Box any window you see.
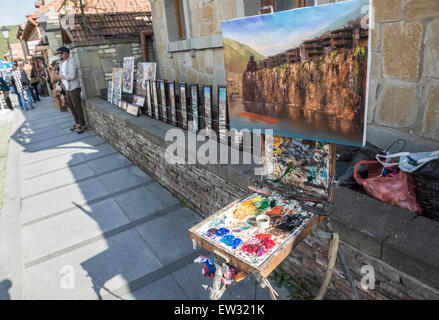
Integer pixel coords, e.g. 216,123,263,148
257,0,317,13
164,0,186,42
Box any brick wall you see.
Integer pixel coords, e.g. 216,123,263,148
84,99,439,300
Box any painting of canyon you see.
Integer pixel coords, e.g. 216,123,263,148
222,0,370,146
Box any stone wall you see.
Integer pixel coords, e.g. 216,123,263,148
70,37,155,99
83,97,439,300
150,0,235,102
366,0,439,144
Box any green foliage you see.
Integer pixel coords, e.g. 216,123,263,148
0,25,20,59
330,50,338,62
269,267,313,300
353,46,367,63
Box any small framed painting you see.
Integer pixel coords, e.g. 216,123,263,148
118,100,128,111
190,84,199,133
132,95,145,107
112,68,123,105
145,80,153,117
217,86,229,143
122,57,134,94
136,62,156,96
152,80,159,120
126,103,140,117
159,80,168,123
107,81,113,104
168,81,177,126
179,82,188,129
203,85,213,133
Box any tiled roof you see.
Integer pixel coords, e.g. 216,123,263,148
29,0,151,19
68,12,153,42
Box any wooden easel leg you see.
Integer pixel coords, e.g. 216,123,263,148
208,262,229,300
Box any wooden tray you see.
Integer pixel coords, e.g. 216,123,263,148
189,195,324,279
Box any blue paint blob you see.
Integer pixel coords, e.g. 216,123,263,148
216,228,230,236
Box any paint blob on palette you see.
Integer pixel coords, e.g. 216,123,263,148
192,191,315,268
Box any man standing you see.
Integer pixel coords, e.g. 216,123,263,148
52,47,86,134
11,62,34,111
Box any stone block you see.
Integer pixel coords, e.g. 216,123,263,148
330,186,414,259
373,0,402,22
422,82,439,139
100,58,114,74
403,0,439,20
382,21,423,81
115,44,132,62
423,17,439,79
375,81,418,128
369,52,381,79
76,50,101,69
382,216,439,290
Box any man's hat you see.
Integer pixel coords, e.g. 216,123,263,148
56,46,70,54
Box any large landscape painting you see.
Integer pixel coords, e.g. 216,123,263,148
222,0,370,146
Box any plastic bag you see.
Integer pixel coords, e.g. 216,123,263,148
375,150,439,172
353,160,423,214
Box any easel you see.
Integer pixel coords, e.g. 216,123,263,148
189,139,360,300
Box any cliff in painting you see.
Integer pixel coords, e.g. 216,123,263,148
222,0,370,146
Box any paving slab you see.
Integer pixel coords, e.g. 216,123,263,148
23,229,164,300
22,163,96,198
24,131,94,153
96,166,152,194
22,198,130,265
136,207,202,265
121,275,189,300
113,183,181,221
86,153,133,175
21,144,116,179
21,177,109,225
21,135,105,165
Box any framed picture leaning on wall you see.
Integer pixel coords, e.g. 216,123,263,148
122,57,135,94
203,85,213,135
159,80,168,123
190,84,199,133
168,81,177,126
179,82,188,130
218,85,229,143
152,80,160,120
145,80,153,117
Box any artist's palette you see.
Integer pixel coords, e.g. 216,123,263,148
190,190,316,270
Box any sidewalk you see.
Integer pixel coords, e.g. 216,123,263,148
0,97,289,300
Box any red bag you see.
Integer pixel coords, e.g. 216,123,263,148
353,160,423,215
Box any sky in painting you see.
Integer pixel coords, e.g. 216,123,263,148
221,0,369,57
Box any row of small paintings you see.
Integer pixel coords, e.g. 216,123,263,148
108,79,229,143
109,61,156,103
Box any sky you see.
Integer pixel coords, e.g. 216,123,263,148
221,0,369,57
0,0,38,26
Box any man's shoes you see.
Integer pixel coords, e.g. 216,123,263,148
70,124,79,131
76,127,87,134
31,106,35,109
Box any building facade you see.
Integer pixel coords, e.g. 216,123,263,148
150,0,439,151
